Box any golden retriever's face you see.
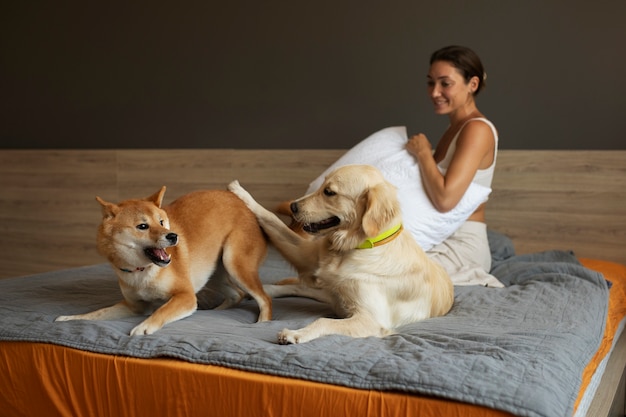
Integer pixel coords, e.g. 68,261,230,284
96,187,178,268
291,165,401,247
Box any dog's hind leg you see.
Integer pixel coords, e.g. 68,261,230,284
203,260,247,310
263,283,334,304
221,240,273,322
278,314,392,344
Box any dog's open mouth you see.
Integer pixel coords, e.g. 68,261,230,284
144,248,171,267
302,216,340,234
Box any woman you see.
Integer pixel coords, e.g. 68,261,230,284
406,45,503,287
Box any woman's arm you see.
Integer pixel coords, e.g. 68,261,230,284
407,121,494,212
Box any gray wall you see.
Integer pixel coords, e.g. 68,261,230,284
2,1,625,149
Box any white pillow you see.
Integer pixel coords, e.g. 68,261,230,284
306,126,491,251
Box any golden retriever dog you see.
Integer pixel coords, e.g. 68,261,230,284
228,164,454,344
55,187,272,336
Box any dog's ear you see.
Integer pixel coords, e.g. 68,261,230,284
95,196,118,219
146,186,167,208
361,182,401,237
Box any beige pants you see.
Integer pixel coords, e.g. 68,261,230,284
427,221,504,288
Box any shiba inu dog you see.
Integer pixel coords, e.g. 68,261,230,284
55,186,272,336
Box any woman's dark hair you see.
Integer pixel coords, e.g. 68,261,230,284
430,45,486,95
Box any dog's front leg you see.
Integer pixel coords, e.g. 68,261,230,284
278,315,392,344
228,181,297,238
130,292,197,336
228,181,316,270
55,301,137,323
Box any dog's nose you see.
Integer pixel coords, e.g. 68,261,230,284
290,202,299,214
166,233,178,244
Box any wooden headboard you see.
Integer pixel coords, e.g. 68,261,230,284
0,149,624,279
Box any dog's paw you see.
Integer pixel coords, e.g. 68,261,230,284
54,315,74,322
130,320,161,336
278,328,306,344
227,181,254,203
227,180,244,195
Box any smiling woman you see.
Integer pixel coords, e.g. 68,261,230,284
405,45,501,287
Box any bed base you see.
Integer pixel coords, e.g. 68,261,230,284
587,328,626,417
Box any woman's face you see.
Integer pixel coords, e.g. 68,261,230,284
427,60,474,116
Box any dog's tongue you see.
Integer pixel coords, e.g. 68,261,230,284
153,248,170,261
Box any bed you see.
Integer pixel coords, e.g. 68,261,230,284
0,148,625,417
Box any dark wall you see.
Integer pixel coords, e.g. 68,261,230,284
2,1,625,149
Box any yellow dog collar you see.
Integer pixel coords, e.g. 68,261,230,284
357,224,403,249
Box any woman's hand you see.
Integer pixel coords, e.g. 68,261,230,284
406,134,432,159
407,133,453,212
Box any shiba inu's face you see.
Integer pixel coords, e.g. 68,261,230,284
96,188,178,268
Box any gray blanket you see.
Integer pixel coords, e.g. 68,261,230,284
0,234,609,417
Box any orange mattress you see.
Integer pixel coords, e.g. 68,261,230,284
1,259,624,417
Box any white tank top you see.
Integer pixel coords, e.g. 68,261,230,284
436,117,498,188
